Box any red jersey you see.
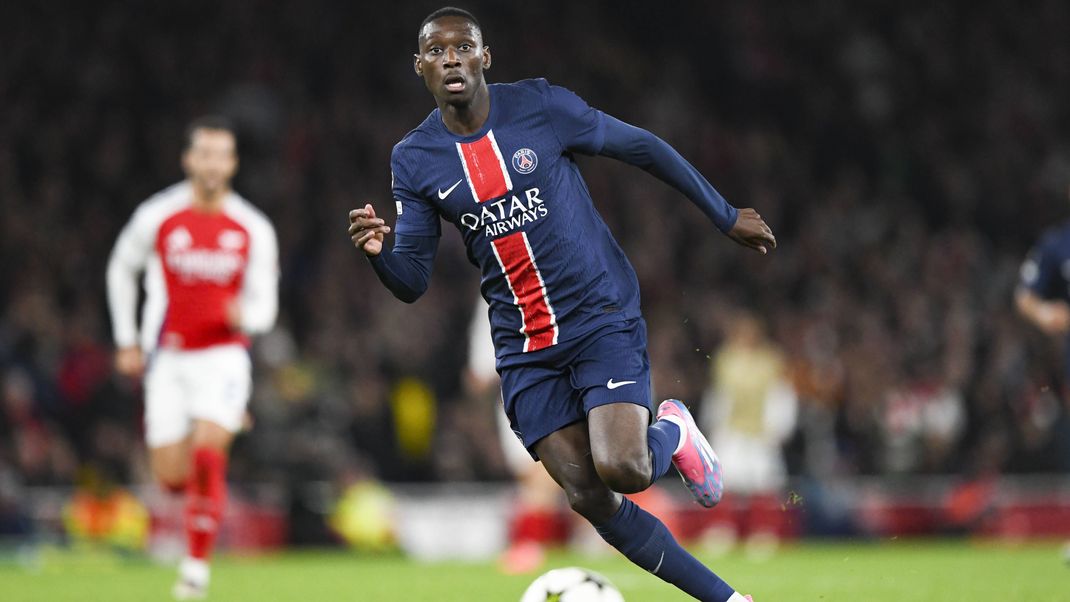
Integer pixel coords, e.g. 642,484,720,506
107,182,278,352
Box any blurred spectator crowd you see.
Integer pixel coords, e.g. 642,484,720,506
2,0,1070,535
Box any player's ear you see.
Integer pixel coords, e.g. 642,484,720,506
180,150,192,176
482,45,491,70
414,54,423,77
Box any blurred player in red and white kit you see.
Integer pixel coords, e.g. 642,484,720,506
106,116,279,600
465,296,566,574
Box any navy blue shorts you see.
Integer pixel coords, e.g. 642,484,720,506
500,318,653,460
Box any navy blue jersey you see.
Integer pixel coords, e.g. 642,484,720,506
1021,222,1070,380
390,79,641,362
1020,222,1070,302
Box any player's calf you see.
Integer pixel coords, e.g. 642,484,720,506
562,481,622,524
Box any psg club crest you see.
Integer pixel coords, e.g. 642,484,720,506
512,148,538,174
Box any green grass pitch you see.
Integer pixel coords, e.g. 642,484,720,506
1,540,1066,601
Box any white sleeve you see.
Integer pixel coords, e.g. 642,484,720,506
106,206,155,348
467,296,497,381
238,214,279,335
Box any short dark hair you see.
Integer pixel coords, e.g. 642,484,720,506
184,115,237,151
418,6,481,45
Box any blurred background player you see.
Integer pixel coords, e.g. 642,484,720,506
1017,183,1070,437
701,311,796,558
465,296,568,574
105,116,279,599
1017,184,1070,351
350,7,773,601
1016,182,1070,563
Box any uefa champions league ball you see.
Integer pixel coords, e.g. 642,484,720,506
520,567,625,602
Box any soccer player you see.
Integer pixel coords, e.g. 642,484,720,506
701,312,797,557
349,8,774,601
106,116,279,600
1015,189,1070,566
1017,207,1070,345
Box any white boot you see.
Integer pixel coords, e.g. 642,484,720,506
171,557,210,600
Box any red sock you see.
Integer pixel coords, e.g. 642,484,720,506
510,507,568,545
185,447,228,561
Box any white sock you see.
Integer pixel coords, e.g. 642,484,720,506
659,415,688,455
179,557,211,587
727,593,750,602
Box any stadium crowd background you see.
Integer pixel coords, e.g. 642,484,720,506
2,0,1070,541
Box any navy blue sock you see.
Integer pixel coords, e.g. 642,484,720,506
647,419,680,485
595,497,736,602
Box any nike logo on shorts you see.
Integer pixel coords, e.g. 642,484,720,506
438,180,462,199
606,379,637,390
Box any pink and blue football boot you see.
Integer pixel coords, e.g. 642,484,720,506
656,399,724,508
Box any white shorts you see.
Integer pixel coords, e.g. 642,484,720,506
144,343,252,448
713,431,787,495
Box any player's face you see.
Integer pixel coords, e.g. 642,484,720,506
182,129,238,195
414,17,491,106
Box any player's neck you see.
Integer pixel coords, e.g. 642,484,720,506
190,185,229,213
438,83,491,136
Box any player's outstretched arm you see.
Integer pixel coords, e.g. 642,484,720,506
349,204,439,303
1015,287,1070,336
598,115,775,253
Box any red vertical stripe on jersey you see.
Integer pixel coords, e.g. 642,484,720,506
491,232,558,353
456,130,513,203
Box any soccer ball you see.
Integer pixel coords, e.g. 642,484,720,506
519,567,625,602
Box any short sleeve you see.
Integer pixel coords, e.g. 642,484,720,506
1021,232,1061,298
390,152,441,238
1018,230,1070,299
545,83,606,155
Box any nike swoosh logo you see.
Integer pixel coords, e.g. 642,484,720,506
438,180,462,199
606,379,637,390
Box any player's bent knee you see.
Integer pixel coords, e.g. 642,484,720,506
150,446,190,489
564,486,619,523
593,456,650,494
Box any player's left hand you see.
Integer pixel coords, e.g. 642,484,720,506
727,208,776,254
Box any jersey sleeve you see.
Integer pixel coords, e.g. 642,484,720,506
544,83,607,155
106,202,159,347
238,212,280,335
1021,232,1062,298
390,151,442,238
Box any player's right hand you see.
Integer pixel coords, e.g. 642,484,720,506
115,346,145,378
1037,301,1070,335
349,203,391,256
